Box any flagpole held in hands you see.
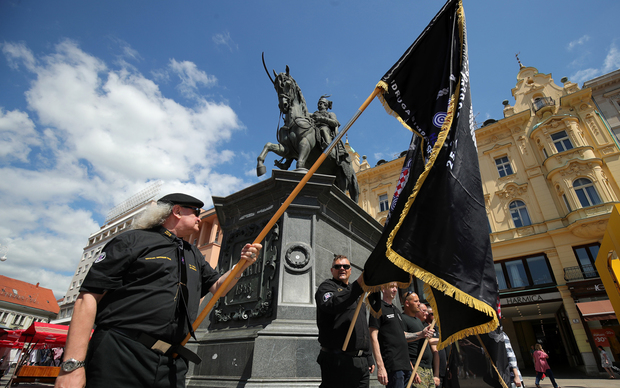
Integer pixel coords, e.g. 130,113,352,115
406,318,436,388
342,292,367,351
476,334,509,388
180,86,383,349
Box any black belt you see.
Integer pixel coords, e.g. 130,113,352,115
321,346,365,357
109,328,202,364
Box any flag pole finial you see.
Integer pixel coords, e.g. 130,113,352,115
515,52,524,69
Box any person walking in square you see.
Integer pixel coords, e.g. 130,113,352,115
533,344,559,388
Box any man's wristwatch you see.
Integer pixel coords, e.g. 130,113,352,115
61,358,85,372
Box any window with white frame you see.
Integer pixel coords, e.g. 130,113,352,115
494,156,514,177
379,194,389,212
551,130,573,152
509,200,532,228
574,178,602,207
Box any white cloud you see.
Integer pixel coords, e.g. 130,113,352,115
245,167,257,177
567,35,590,51
0,39,247,298
169,59,217,99
0,109,40,162
570,42,620,84
2,41,36,70
603,42,620,73
374,152,387,161
212,31,238,52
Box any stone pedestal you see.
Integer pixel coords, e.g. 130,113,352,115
186,170,382,387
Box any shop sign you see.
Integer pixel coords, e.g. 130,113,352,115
501,291,562,306
591,328,612,347
569,282,606,297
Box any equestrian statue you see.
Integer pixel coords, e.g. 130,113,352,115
256,60,359,203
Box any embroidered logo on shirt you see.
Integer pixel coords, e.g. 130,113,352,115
189,264,197,271
94,253,106,263
144,256,171,261
386,314,395,319
323,292,333,302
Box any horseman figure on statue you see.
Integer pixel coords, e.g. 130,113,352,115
256,58,359,203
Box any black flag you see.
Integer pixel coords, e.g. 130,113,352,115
362,0,499,348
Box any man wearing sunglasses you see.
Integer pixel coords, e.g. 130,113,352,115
56,193,262,388
315,255,375,388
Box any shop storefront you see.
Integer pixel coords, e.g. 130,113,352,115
499,287,583,371
571,280,618,369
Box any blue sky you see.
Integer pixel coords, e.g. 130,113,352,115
1,0,619,299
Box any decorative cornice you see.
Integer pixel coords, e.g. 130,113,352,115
569,219,608,239
516,226,535,237
496,182,528,202
559,160,599,180
544,249,559,258
482,141,513,154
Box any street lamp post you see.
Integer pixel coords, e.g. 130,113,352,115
0,243,8,261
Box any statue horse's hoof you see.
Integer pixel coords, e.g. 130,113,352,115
257,165,266,177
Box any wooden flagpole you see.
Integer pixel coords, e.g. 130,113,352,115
475,334,509,388
342,292,367,351
406,318,436,388
181,86,383,347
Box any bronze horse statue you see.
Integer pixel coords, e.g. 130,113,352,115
256,64,359,203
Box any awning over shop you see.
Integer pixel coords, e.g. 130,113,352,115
576,300,617,321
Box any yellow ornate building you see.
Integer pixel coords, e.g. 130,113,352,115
355,151,406,225
355,66,620,375
476,64,619,375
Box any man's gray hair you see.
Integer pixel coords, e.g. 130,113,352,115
132,202,173,230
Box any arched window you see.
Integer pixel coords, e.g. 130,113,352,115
509,200,532,228
574,178,602,207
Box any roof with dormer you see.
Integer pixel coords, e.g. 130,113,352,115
0,275,60,314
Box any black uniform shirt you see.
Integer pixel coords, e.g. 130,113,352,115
369,301,411,373
81,226,220,343
402,314,432,369
315,278,370,354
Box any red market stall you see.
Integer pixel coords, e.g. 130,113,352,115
1,322,71,387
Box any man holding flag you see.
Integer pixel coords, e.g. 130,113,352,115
315,255,374,388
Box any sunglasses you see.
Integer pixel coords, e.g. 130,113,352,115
333,264,351,270
181,206,201,217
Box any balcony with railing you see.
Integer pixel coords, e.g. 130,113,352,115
532,97,556,117
564,264,599,282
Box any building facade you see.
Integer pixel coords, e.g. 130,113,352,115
355,66,620,375
356,152,406,225
0,275,59,329
584,68,620,140
476,65,620,375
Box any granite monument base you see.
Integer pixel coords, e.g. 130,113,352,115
186,170,382,387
